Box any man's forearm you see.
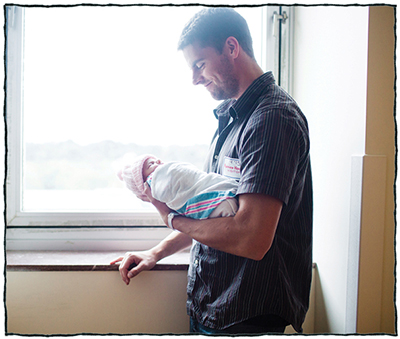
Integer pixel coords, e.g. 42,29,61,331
171,215,242,256
143,183,282,260
149,230,193,262
170,193,283,261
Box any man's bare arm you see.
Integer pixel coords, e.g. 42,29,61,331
161,192,283,261
110,229,192,285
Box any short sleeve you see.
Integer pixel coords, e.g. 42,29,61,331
237,107,305,205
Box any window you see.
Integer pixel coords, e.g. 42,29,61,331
5,5,293,250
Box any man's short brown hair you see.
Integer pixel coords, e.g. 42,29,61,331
177,7,255,59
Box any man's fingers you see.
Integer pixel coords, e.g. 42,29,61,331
110,256,124,265
143,182,152,200
110,251,155,285
127,262,145,279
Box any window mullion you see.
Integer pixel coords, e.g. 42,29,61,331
279,6,294,95
263,6,293,95
5,6,24,225
262,6,280,78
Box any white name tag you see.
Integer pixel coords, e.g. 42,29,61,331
222,156,241,179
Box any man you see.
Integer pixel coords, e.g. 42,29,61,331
111,7,312,334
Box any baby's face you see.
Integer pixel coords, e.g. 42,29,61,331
142,157,162,180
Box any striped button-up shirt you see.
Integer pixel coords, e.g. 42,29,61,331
186,72,313,332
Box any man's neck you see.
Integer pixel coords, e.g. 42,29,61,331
234,59,264,100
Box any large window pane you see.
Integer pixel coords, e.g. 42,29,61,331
22,5,263,212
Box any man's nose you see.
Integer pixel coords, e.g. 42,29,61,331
192,70,204,86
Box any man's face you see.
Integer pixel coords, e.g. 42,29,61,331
183,42,239,101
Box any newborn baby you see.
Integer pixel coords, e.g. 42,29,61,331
118,154,239,220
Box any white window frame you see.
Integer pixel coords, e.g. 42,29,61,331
5,5,293,251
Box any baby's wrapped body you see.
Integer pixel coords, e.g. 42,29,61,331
147,162,238,219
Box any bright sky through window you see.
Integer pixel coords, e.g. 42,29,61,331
21,5,263,212
23,6,262,147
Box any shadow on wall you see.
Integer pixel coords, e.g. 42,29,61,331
313,264,330,333
285,265,318,334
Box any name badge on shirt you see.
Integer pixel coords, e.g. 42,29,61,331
223,156,241,180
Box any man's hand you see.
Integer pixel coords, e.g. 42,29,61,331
143,182,172,225
110,250,158,285
110,232,193,285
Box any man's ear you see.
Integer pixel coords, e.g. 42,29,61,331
225,36,240,59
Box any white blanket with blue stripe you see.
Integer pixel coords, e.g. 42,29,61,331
148,162,238,220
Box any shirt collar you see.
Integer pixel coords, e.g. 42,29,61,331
213,98,236,120
233,71,275,118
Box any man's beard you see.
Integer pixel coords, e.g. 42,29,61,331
210,55,239,101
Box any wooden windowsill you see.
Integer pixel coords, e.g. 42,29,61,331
6,250,190,272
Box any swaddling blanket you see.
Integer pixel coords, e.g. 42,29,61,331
147,162,238,219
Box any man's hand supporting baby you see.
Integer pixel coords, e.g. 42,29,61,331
143,182,172,226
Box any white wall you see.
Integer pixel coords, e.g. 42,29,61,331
6,269,316,334
292,5,395,333
6,270,190,334
292,6,369,333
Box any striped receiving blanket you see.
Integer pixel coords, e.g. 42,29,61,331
146,162,238,219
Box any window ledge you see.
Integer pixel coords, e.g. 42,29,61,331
6,250,190,272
